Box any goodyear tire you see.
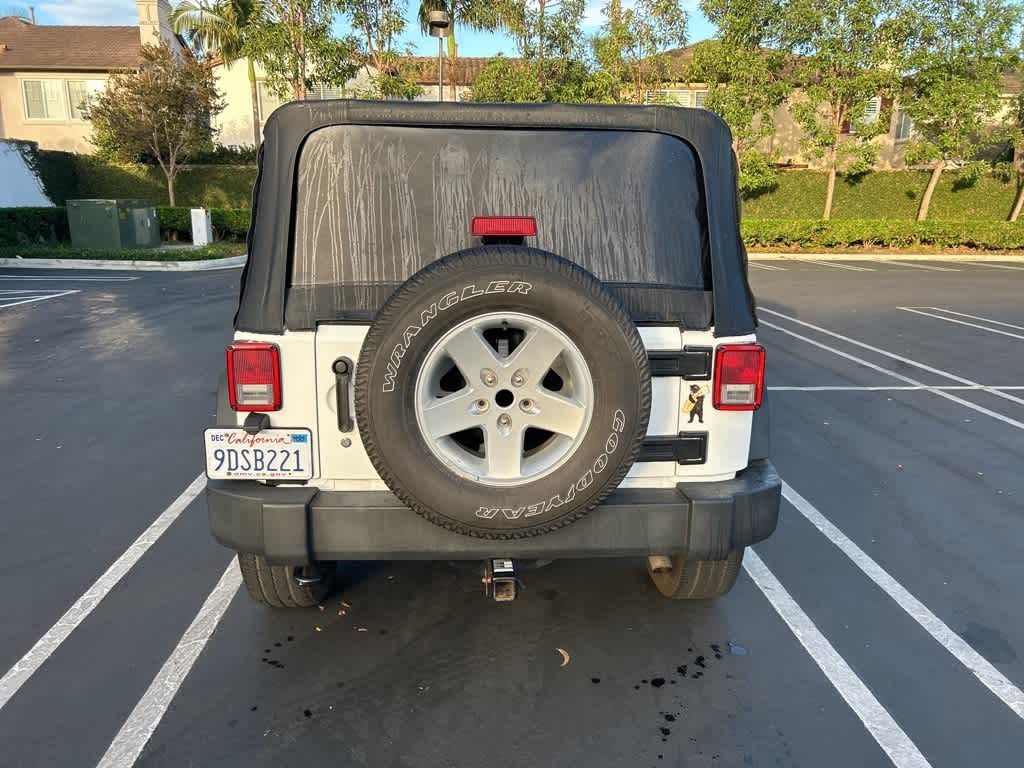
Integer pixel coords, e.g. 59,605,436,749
355,246,651,539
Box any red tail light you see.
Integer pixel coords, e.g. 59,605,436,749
226,342,281,411
471,216,537,237
713,344,765,410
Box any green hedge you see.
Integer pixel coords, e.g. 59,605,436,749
742,219,1024,251
743,169,1021,220
0,207,69,245
157,206,251,241
0,242,243,261
32,151,256,207
4,203,1021,251
23,150,1023,221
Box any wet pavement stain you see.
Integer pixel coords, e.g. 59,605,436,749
961,622,1017,664
650,677,666,688
591,677,601,684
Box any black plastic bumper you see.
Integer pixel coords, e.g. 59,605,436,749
207,460,780,565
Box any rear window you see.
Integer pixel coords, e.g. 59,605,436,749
290,126,709,290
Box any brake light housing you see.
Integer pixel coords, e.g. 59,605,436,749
713,344,765,411
226,341,282,411
471,216,537,238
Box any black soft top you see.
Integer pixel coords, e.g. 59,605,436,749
236,100,756,337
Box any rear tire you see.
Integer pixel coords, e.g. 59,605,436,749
648,549,744,600
237,553,331,608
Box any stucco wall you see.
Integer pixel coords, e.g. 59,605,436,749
0,71,104,153
761,100,909,170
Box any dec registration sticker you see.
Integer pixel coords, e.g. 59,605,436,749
204,428,313,481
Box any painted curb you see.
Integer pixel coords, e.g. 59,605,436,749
0,255,247,272
749,252,1024,261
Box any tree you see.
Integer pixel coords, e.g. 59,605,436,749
592,0,688,104
171,0,262,147
784,0,913,219
1012,85,1024,222
243,0,359,101
470,55,544,102
86,44,224,206
901,0,1021,220
417,0,515,100
687,1,791,195
339,0,423,99
510,0,584,90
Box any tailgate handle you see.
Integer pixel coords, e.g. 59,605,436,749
332,357,354,433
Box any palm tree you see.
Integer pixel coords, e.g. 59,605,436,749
417,0,520,100
171,0,263,147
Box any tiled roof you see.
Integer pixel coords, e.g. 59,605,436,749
403,56,516,86
0,17,141,71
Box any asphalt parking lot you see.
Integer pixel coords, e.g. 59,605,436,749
0,257,1022,767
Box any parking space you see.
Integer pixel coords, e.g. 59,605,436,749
0,260,1022,767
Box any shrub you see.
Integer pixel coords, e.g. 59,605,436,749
0,207,69,245
742,169,1019,220
741,219,1024,251
156,206,251,242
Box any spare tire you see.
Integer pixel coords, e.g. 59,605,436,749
355,246,651,539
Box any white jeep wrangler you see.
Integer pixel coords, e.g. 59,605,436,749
205,101,780,607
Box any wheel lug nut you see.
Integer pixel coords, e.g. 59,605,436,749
519,399,535,412
475,399,489,413
511,369,527,387
481,369,497,387
497,414,511,427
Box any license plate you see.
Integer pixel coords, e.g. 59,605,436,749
204,428,313,480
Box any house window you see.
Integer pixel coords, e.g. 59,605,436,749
22,79,65,120
305,84,346,100
66,80,105,120
22,78,104,121
644,89,710,108
894,110,913,142
844,96,884,134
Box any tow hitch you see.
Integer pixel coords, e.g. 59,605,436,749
482,558,519,602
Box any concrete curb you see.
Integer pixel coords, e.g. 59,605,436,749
0,255,247,272
749,252,1024,261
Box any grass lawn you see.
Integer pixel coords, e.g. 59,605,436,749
0,242,244,261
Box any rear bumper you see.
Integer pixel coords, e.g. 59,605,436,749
207,460,781,564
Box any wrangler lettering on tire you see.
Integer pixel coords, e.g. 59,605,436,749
355,247,651,538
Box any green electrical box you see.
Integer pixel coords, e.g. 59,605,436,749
66,199,161,250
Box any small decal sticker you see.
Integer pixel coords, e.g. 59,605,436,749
291,433,309,443
684,385,707,424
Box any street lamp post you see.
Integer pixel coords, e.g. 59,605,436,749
427,10,450,103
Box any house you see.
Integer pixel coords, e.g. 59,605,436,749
656,45,1023,171
212,56,487,148
0,0,183,153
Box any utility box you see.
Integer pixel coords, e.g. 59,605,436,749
67,199,160,250
191,208,213,246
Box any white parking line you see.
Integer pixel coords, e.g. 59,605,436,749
97,559,241,768
750,263,787,271
966,262,1024,271
879,261,959,272
897,307,1024,341
759,308,1024,410
0,290,79,309
770,385,1024,391
760,320,1024,431
0,473,206,712
781,481,1024,720
799,259,875,272
915,308,1024,333
744,550,932,767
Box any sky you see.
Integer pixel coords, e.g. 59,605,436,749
27,1,715,55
